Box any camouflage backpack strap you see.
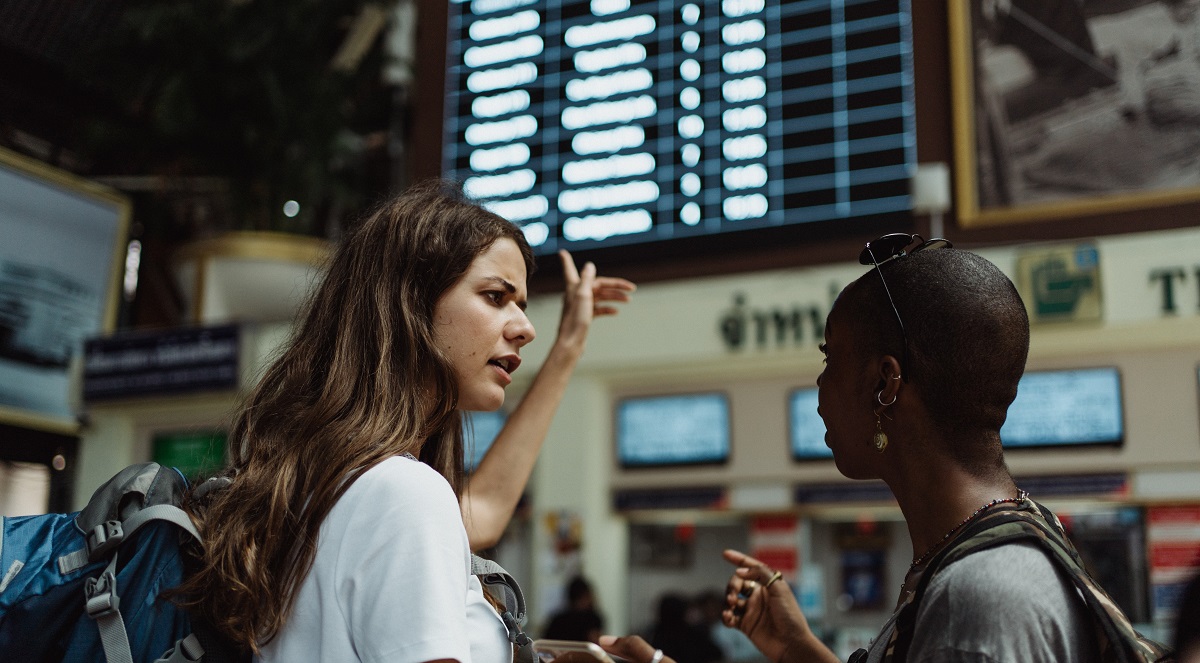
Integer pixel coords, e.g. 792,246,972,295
887,500,1172,663
946,502,1172,663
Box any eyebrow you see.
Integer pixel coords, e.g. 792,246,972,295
483,276,528,310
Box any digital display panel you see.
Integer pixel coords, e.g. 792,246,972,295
463,410,507,470
443,0,916,257
1001,367,1123,448
789,387,831,460
617,393,730,467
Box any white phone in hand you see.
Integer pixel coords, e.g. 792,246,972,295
533,639,630,663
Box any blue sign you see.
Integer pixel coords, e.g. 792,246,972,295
83,325,239,401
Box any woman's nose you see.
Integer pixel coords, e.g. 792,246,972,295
508,309,536,346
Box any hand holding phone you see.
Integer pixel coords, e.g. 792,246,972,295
534,639,630,663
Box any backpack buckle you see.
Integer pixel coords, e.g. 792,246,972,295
88,520,125,560
84,570,121,618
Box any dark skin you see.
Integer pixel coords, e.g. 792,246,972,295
601,291,1022,663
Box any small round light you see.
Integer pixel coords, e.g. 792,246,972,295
680,87,701,110
52,454,67,471
681,202,701,225
283,200,301,218
681,31,700,53
681,144,701,167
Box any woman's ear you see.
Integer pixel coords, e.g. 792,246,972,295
876,355,902,403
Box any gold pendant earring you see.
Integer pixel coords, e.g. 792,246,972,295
873,409,889,452
873,388,895,453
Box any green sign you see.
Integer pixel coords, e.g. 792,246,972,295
1016,244,1102,324
153,430,226,479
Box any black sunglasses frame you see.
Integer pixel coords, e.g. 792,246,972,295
858,233,952,383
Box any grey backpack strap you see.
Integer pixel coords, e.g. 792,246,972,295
84,556,134,663
472,555,534,663
154,634,206,662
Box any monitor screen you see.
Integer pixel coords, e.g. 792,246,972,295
443,0,916,259
617,392,730,467
789,387,831,460
1001,367,1123,448
463,410,507,470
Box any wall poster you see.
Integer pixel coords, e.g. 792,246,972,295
950,1,1200,226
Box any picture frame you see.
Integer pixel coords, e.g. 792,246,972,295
949,0,1200,227
0,147,130,434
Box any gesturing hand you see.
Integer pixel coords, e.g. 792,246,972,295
554,249,635,354
721,549,825,663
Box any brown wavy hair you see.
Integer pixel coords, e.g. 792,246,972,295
175,181,534,651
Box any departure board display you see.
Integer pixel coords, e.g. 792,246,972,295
463,410,506,470
789,387,831,460
443,0,915,256
1001,368,1124,449
617,393,730,467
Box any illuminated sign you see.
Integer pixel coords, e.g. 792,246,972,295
617,393,731,467
444,0,916,255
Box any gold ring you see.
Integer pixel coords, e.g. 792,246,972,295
763,570,783,589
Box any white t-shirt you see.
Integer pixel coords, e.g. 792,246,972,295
257,456,511,663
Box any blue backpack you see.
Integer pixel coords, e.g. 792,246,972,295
0,462,245,663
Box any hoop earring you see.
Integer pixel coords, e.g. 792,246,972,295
873,389,895,453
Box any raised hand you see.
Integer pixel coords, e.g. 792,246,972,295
554,249,635,355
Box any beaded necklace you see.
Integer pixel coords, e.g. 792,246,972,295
898,489,1029,599
909,489,1030,570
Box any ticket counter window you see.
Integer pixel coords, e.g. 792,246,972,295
0,460,50,516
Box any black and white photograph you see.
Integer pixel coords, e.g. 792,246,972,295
953,0,1200,224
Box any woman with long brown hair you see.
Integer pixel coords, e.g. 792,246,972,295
177,182,633,662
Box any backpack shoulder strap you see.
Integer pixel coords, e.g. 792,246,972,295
888,501,1173,663
472,554,534,663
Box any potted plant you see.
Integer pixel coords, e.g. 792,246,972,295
78,0,398,323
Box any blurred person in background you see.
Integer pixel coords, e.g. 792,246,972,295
543,575,606,643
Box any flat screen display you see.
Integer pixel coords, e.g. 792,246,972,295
463,410,507,470
1001,367,1123,448
789,387,831,460
443,0,916,258
617,392,730,467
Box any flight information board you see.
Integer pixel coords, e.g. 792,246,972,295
617,392,730,467
443,0,915,256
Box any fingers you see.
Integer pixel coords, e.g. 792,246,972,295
722,548,787,631
559,249,580,286
723,549,773,580
593,276,637,294
598,635,674,663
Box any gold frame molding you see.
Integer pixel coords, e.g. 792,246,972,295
0,147,131,434
949,0,1200,227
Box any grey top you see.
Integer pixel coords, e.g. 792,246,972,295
863,541,1098,662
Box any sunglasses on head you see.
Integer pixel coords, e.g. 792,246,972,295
857,233,952,382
